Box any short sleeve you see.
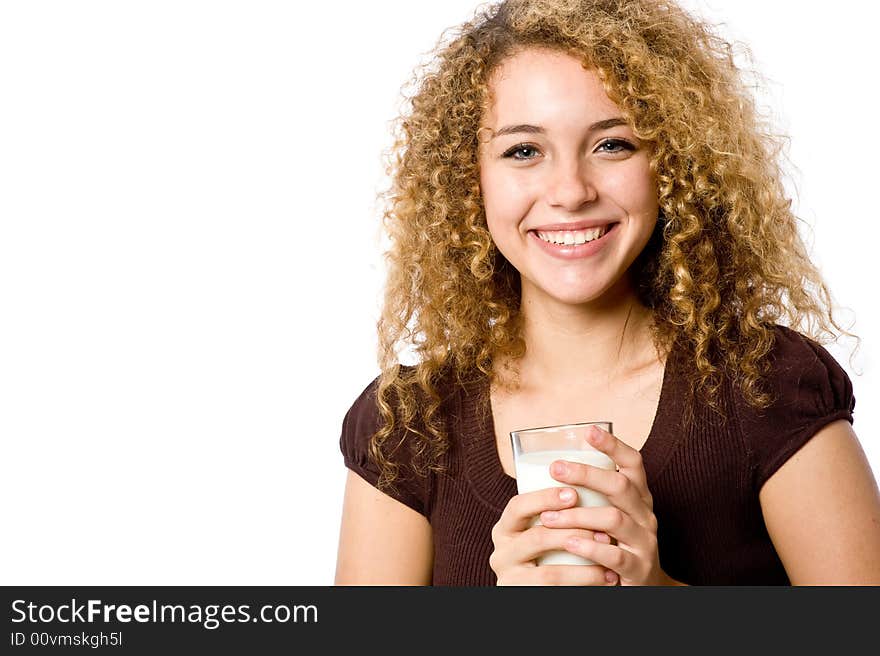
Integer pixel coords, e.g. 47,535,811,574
339,376,429,517
740,325,856,492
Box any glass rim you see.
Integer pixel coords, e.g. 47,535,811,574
509,420,612,437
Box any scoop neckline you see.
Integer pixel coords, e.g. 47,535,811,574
457,339,683,513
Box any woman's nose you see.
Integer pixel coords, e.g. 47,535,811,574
545,160,598,211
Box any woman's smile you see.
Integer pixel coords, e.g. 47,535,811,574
528,222,621,260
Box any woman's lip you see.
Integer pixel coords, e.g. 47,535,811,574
528,222,619,259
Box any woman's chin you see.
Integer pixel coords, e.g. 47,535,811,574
521,268,633,307
534,286,611,307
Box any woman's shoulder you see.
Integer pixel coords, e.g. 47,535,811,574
759,325,854,408
340,373,383,438
340,364,457,423
766,323,845,368
338,363,462,460
737,323,854,410
338,365,432,515
733,324,856,489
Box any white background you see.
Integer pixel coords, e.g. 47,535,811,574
0,1,876,585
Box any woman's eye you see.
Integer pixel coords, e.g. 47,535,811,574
502,144,541,160
596,139,634,154
500,139,634,161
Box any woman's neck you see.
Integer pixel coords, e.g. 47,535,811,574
508,284,659,394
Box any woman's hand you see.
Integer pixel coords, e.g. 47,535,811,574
539,424,671,586
489,485,620,586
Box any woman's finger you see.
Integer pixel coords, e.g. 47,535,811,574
584,424,650,497
490,525,597,571
562,537,635,579
549,459,656,526
492,486,579,537
497,564,618,586
539,505,646,546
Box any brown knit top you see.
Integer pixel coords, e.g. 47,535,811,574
339,325,855,585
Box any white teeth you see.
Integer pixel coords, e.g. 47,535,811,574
536,226,608,245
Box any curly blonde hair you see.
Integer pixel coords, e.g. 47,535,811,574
369,0,857,492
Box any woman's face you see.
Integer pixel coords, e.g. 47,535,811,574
478,48,659,307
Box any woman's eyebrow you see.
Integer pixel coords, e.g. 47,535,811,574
489,116,628,140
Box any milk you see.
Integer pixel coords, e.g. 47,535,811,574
514,449,616,566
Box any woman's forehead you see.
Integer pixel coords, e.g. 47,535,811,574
482,49,622,131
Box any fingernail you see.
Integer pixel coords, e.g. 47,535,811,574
605,570,619,584
589,427,602,444
542,511,559,522
552,461,568,475
559,488,575,502
593,532,611,544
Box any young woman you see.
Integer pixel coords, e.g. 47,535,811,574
334,0,880,585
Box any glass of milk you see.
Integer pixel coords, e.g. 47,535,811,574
510,421,616,566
